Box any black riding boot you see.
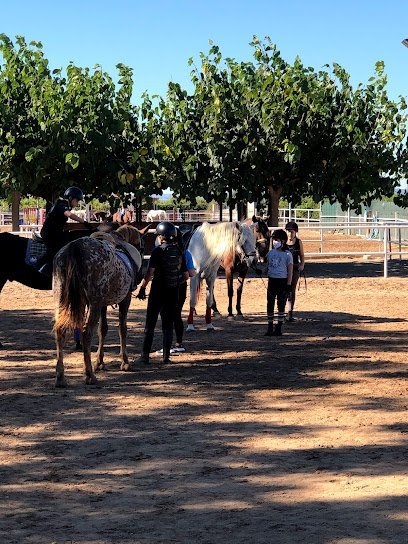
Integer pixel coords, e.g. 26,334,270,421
272,322,283,336
135,329,155,364
162,329,173,363
264,322,274,336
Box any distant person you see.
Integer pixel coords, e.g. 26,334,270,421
285,221,305,322
39,186,88,275
134,221,188,365
264,229,293,336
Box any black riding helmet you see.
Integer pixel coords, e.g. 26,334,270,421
156,221,177,243
285,221,299,232
64,186,84,202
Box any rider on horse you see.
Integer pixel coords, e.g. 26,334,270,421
39,186,88,275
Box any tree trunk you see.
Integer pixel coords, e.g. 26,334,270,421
12,191,20,232
267,185,282,227
236,201,247,221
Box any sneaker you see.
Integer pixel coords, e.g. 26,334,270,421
170,344,186,354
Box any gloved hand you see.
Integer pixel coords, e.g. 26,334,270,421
136,286,147,300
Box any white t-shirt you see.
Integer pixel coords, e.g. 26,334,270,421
266,248,293,278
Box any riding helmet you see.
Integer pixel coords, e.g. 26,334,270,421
285,221,299,232
64,186,84,202
156,221,177,242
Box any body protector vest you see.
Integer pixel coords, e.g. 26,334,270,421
154,244,183,289
287,238,301,267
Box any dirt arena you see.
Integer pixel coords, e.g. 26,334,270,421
0,256,407,544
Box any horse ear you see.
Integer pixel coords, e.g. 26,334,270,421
138,224,151,235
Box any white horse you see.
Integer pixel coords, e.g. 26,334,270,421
146,209,167,222
186,222,257,331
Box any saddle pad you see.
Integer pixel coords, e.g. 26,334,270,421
25,239,47,267
115,250,134,280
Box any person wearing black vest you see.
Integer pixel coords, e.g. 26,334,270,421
39,186,88,275
134,221,188,365
285,221,305,322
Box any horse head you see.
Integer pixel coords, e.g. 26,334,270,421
236,222,257,268
253,219,270,261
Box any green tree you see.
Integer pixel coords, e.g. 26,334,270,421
247,37,407,224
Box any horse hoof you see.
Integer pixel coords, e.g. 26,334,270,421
55,378,68,388
206,324,215,332
186,325,195,333
121,362,136,372
227,314,234,319
94,363,106,373
85,375,98,386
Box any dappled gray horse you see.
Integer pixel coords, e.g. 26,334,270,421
53,225,143,387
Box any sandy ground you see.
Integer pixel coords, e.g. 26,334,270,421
0,255,407,544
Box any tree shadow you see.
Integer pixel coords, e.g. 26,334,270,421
0,304,407,542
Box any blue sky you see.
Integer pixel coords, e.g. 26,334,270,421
2,0,408,102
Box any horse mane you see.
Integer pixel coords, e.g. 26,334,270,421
189,222,243,276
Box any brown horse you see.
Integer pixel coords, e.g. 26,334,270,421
112,209,133,224
53,225,145,387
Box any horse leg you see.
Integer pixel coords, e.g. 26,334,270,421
205,277,215,331
226,267,234,318
55,327,67,388
118,293,131,371
82,305,100,385
211,295,220,315
187,274,199,332
236,262,248,317
94,306,108,372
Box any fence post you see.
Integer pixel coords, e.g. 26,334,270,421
398,227,402,262
383,226,388,278
320,224,323,254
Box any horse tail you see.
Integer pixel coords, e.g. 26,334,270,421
54,241,87,333
189,274,203,308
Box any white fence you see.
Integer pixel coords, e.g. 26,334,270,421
271,222,408,278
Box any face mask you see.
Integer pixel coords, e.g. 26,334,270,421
273,240,282,249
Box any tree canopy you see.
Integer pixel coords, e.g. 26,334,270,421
1,34,407,225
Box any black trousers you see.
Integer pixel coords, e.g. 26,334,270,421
142,285,179,358
267,278,287,321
